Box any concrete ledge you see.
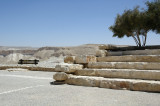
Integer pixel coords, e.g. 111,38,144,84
88,62,160,70
75,69,160,80
97,55,160,62
65,75,160,92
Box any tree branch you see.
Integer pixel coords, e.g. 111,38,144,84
136,31,141,47
132,35,139,46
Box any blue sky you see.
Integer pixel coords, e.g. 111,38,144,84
0,0,159,47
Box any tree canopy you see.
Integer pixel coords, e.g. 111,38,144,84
146,0,160,33
109,0,160,47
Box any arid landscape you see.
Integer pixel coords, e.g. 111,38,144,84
0,44,100,67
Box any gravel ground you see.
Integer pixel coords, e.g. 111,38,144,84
0,70,160,106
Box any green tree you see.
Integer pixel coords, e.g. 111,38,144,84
109,7,150,47
146,0,160,33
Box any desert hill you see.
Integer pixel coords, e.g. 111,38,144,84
0,44,100,65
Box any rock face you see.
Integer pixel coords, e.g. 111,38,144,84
3,53,34,64
64,56,75,64
55,64,83,73
75,55,97,64
53,72,68,81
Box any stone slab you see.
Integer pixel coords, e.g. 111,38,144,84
65,75,160,92
75,69,160,80
99,45,117,50
55,64,83,73
88,62,160,70
105,49,160,56
75,55,97,64
122,49,160,55
96,50,107,57
53,72,68,81
97,55,160,62
106,51,123,56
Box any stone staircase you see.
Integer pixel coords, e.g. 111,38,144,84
53,45,160,92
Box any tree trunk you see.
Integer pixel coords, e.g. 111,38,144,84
143,32,147,47
136,32,141,47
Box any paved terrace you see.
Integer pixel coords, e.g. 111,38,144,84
0,70,160,106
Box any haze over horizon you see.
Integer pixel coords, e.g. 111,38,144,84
0,0,159,47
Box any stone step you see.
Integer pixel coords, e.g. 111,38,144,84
97,55,160,62
65,75,160,92
75,69,160,81
106,49,160,56
99,45,160,51
88,62,160,70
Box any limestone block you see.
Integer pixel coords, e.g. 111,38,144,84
66,75,102,87
100,79,160,92
64,56,75,64
115,62,160,70
75,55,97,64
75,69,160,80
53,72,68,81
131,81,160,92
134,55,160,62
122,49,160,55
115,62,140,69
100,79,130,90
99,45,108,50
65,75,160,92
99,45,117,50
75,69,97,76
97,56,133,62
55,64,83,73
144,63,160,70
97,55,160,62
95,69,130,78
106,51,122,56
96,50,106,57
88,62,160,70
88,62,116,69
